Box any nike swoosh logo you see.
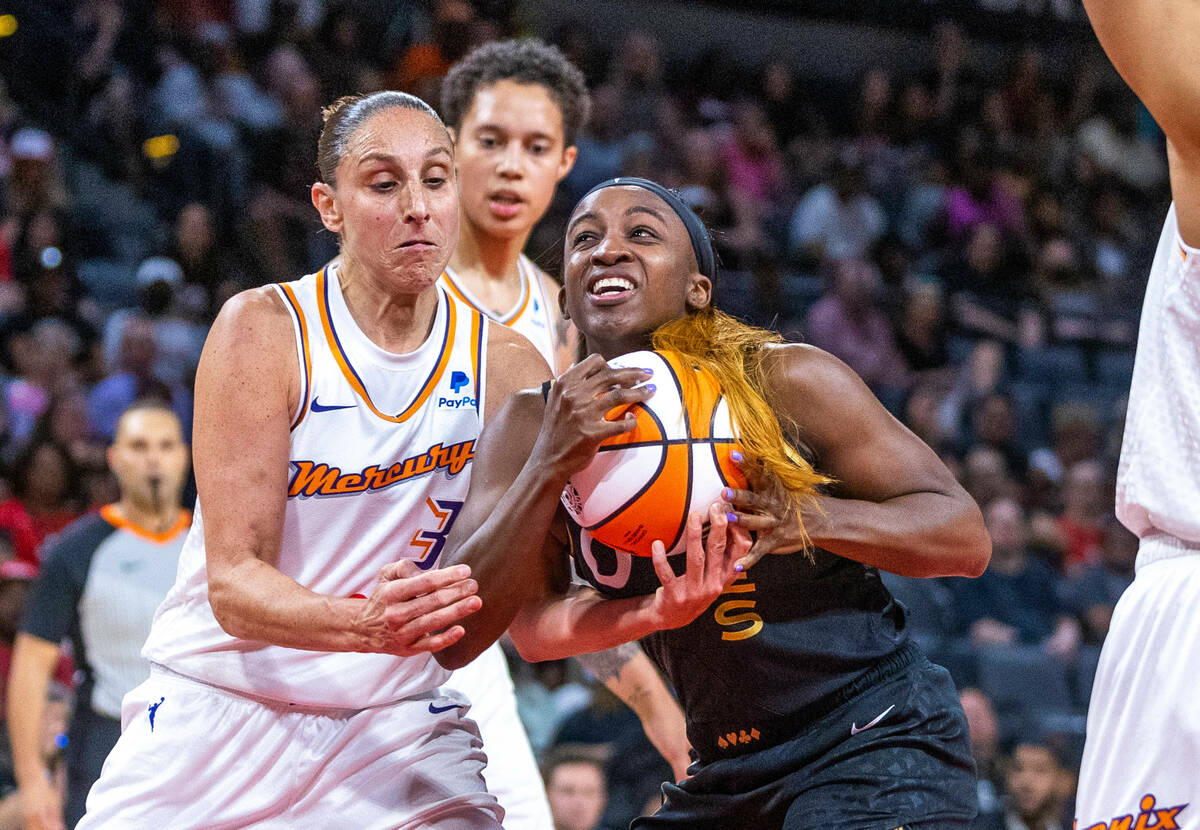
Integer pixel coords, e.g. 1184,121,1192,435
311,398,356,413
850,704,896,736
428,703,465,715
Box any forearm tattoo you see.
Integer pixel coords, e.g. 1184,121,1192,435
575,640,642,684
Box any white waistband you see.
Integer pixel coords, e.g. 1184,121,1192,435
1135,533,1200,573
148,663,461,717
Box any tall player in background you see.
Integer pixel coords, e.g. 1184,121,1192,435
77,91,552,828
1075,2,1200,822
438,41,693,821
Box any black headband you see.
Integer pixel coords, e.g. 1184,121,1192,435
579,177,716,279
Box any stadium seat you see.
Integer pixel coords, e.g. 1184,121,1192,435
976,645,1074,718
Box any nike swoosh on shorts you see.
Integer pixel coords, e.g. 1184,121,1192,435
850,703,896,736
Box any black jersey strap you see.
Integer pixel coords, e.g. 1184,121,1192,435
540,379,554,401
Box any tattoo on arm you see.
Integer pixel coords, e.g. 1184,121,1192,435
575,640,642,684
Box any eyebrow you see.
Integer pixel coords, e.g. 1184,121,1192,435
475,124,556,142
357,146,453,166
627,205,667,223
566,210,597,234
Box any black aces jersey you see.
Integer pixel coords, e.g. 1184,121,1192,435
565,517,909,761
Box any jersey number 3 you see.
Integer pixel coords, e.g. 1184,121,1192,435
410,498,464,570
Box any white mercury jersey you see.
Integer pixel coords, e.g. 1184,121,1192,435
1116,204,1200,545
441,253,558,368
143,264,489,708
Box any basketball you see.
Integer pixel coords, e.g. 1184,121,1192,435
561,350,748,558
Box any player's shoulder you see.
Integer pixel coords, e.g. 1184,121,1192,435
487,322,553,376
759,342,853,390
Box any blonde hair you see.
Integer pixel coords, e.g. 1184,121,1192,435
652,306,831,544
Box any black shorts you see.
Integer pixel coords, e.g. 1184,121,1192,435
633,656,977,830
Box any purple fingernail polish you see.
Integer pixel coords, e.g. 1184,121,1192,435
731,450,743,462
734,563,744,572
723,488,734,500
727,512,738,523
643,368,654,374
645,383,656,393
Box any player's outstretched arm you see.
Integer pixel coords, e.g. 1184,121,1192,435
730,345,990,577
436,338,655,668
1083,0,1200,239
199,289,480,656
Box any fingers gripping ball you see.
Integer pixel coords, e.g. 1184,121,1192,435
561,350,747,557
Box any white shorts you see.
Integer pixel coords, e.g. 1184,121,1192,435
1076,535,1200,829
78,667,504,829
448,643,553,830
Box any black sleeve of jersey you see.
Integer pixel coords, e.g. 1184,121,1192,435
19,514,115,645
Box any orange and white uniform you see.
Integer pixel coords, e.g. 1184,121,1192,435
80,264,503,829
1076,204,1200,826
438,254,559,830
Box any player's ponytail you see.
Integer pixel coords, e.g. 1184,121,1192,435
652,308,831,546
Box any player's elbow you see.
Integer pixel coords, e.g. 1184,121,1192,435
952,508,992,578
208,575,252,640
434,639,484,671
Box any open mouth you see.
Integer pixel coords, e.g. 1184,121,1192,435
488,191,524,219
586,273,637,302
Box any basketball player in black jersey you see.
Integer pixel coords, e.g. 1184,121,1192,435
439,177,990,829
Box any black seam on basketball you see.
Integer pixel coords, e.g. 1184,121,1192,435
710,394,737,488
663,357,693,553
584,402,669,532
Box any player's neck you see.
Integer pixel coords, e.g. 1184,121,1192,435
113,499,182,536
336,256,439,354
449,218,528,286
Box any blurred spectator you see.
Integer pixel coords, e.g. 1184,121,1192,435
1053,460,1110,569
102,258,207,392
2,440,85,551
941,223,1028,343
542,744,608,830
960,687,1005,825
88,318,191,442
514,658,591,755
1061,517,1137,645
1028,402,1103,490
4,320,82,446
894,281,951,375
967,393,1025,478
952,498,1081,659
169,203,246,310
805,259,908,395
1076,89,1166,193
788,154,885,265
984,739,1073,830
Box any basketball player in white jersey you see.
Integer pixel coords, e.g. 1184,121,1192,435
77,92,556,828
437,41,693,824
1075,2,1200,824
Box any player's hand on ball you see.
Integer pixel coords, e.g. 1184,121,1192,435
535,353,654,478
647,503,749,631
725,458,821,571
356,560,482,656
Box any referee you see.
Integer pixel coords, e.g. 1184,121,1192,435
6,401,191,830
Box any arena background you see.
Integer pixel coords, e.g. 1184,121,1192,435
0,0,1153,826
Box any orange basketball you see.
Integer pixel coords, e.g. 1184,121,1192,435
561,350,747,557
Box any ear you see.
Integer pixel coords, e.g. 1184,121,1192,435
685,273,713,311
556,144,579,183
311,182,343,235
558,284,569,320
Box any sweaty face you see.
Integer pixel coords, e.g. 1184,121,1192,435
314,107,458,294
455,80,575,241
562,186,711,358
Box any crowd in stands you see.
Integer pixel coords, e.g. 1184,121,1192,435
0,1,1169,828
